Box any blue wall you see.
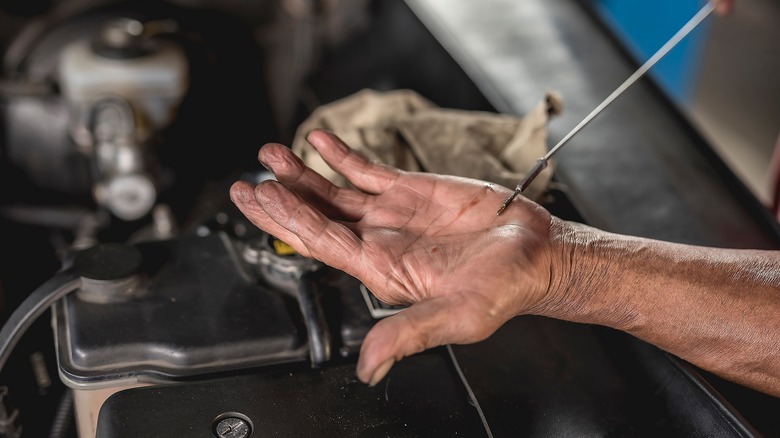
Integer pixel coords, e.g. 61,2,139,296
591,0,713,106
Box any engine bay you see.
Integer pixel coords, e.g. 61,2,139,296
1,1,778,437
0,2,508,436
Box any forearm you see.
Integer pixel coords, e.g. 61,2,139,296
536,218,780,397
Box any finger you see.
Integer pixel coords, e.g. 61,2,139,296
253,179,365,275
713,0,733,15
306,130,400,195
258,143,369,221
230,180,308,253
356,295,498,386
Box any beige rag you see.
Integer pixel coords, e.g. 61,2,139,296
292,88,563,201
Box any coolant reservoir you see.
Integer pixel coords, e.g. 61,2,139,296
53,233,310,437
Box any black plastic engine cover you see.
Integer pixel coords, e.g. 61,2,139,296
95,347,487,437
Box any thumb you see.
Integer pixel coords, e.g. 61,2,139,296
356,295,499,386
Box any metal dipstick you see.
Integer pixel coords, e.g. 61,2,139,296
496,1,716,216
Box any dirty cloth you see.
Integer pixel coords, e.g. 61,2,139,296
292,88,563,201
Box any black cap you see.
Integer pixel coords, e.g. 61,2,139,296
74,243,143,281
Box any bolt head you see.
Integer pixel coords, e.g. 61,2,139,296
214,416,251,438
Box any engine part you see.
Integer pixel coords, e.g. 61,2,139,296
51,231,320,436
496,2,717,215
73,242,143,303
85,97,157,221
57,17,189,221
58,18,188,132
241,234,333,366
212,414,252,438
95,348,487,438
53,232,310,388
0,269,81,374
0,387,21,438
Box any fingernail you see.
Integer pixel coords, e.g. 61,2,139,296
305,129,329,147
230,183,252,204
368,358,395,387
307,130,348,152
258,159,271,172
257,150,272,171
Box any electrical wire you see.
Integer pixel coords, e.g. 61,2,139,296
447,344,494,438
48,389,74,438
0,269,81,374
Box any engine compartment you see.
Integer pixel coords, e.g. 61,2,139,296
0,1,777,437
0,2,503,436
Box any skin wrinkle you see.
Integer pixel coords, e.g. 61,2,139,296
231,127,780,398
390,182,438,214
459,290,507,339
265,143,367,221
244,183,309,255
361,237,422,304
329,143,396,194
399,312,432,357
364,181,427,224
383,199,426,229
311,226,362,273
432,188,486,232
325,182,347,216
577,242,645,331
231,182,254,204
446,227,541,319
435,200,502,236
335,218,360,235
284,203,308,234
399,244,448,300
385,224,524,308
535,219,642,329
384,248,422,302
726,254,780,285
416,209,449,238
542,219,780,396
319,226,360,272
674,306,777,388
261,154,366,266
268,144,299,177
333,188,367,215
283,148,557,363
505,232,552,314
254,182,290,226
362,304,421,373
372,225,535,308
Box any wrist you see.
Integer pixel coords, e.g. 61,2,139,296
525,218,639,331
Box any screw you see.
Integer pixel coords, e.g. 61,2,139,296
215,417,251,438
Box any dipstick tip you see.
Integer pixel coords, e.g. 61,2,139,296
496,201,510,216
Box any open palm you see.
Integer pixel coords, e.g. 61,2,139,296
230,130,556,385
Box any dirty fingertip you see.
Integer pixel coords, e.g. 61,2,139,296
368,358,396,387
257,145,280,171
229,181,253,204
253,179,283,202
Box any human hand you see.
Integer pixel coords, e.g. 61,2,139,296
230,130,558,386
714,0,734,16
